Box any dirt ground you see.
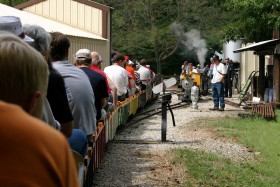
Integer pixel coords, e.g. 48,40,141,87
93,91,253,186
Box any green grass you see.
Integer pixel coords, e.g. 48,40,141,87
171,111,280,186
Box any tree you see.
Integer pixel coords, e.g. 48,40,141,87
97,0,230,74
2,0,233,75
0,0,27,6
220,0,280,43
108,0,185,73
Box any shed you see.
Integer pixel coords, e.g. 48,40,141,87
234,39,280,101
15,0,112,67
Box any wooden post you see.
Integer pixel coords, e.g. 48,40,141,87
273,55,280,102
273,30,279,39
258,55,265,100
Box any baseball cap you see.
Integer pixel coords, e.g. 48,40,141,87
128,60,134,65
0,16,34,43
212,54,220,61
75,49,91,60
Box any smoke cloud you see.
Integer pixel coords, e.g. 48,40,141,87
171,22,208,67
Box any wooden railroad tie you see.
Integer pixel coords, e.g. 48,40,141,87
252,103,275,119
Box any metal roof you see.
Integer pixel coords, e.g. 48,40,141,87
15,0,112,12
0,3,107,41
233,39,280,53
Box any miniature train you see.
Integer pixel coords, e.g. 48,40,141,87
80,82,157,187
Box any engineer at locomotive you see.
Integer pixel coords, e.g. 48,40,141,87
0,32,79,187
181,60,188,74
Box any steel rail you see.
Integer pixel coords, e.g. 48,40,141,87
116,102,190,135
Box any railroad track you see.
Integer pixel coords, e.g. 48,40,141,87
224,99,242,108
113,94,255,144
206,96,276,119
204,96,242,108
118,101,189,131
114,93,190,137
252,103,275,119
117,95,242,135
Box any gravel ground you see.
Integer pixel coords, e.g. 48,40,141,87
93,91,255,186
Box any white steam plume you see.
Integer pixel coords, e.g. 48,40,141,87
171,22,208,68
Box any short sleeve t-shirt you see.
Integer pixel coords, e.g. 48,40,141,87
47,68,73,123
104,65,128,96
211,63,227,84
80,67,109,120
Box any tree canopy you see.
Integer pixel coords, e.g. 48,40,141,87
2,0,279,74
0,0,26,6
220,0,280,43
96,0,230,74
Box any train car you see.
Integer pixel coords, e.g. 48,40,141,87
78,80,156,187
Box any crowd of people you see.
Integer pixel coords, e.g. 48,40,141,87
0,15,156,186
180,54,235,111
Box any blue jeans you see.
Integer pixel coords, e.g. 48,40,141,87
68,129,88,158
212,82,225,109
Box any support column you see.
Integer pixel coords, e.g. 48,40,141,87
273,55,280,102
258,55,265,100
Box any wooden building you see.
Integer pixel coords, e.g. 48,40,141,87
234,39,280,102
15,0,112,67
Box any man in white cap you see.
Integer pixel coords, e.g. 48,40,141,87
74,48,109,121
0,16,33,43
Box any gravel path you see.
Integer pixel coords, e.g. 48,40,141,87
93,92,255,186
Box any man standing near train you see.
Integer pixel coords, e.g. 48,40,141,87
224,58,234,98
209,54,227,111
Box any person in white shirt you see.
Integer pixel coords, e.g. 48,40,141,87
210,54,227,111
181,60,188,74
104,54,129,101
137,59,152,99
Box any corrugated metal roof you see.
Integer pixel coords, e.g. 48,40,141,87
233,39,280,53
0,3,107,41
16,0,113,12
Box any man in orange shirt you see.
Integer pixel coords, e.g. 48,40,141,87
0,31,79,187
125,58,136,80
125,59,137,95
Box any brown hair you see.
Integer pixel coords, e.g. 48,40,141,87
49,32,70,61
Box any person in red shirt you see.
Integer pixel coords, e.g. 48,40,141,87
91,51,116,110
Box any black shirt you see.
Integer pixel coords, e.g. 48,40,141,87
80,67,109,120
47,68,74,123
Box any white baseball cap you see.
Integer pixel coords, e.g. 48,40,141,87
0,16,33,43
75,49,91,60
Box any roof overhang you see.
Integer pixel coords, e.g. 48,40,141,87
0,3,107,41
233,39,280,55
15,0,112,12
